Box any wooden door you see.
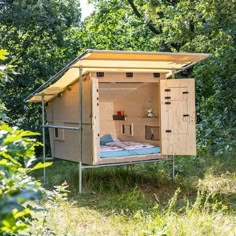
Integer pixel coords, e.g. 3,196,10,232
91,77,100,164
160,79,196,155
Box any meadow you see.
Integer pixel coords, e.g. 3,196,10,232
30,152,236,235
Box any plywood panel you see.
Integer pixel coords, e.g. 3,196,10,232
50,76,91,124
46,104,53,122
113,83,159,119
92,72,165,82
46,75,93,163
110,83,160,145
99,102,116,136
160,79,196,155
54,126,80,162
91,77,100,165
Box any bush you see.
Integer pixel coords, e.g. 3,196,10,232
0,123,51,235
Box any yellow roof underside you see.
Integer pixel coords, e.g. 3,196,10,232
27,50,209,102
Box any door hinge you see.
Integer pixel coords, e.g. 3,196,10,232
165,96,171,99
165,89,171,92
183,91,189,94
166,130,172,133
165,102,171,105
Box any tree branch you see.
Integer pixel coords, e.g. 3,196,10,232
127,0,160,34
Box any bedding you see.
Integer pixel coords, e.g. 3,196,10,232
100,146,160,158
99,138,160,158
105,141,155,150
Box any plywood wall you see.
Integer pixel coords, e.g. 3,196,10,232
98,82,160,145
99,102,117,136
46,75,93,164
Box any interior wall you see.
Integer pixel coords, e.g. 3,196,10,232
98,81,160,145
99,102,116,137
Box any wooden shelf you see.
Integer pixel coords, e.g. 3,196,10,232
112,115,126,120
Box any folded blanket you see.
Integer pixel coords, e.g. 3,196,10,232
100,145,123,152
106,141,127,149
105,141,154,150
123,142,154,150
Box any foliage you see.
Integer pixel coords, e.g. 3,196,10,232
0,123,52,235
0,49,16,122
0,0,81,130
87,0,236,153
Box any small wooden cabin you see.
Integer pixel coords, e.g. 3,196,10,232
27,50,209,166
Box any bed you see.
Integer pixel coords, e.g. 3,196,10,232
99,134,160,158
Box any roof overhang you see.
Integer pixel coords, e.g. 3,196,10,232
26,49,210,103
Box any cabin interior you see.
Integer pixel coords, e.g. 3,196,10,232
99,80,160,147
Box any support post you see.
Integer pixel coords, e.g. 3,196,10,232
79,161,82,194
171,69,175,79
172,155,175,180
41,94,46,185
79,67,83,194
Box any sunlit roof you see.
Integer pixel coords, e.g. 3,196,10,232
26,49,210,102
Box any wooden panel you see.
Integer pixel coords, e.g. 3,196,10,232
54,125,80,162
160,79,196,155
92,72,165,82
83,51,209,62
99,82,143,102
112,83,160,145
46,75,93,163
50,76,91,124
99,102,116,136
91,77,100,165
46,104,53,122
115,118,160,146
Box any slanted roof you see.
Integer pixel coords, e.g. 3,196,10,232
26,49,210,103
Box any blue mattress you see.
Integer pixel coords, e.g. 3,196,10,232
100,146,160,158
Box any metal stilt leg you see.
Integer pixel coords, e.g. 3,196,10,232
172,155,175,180
79,161,82,194
41,95,46,185
78,67,83,194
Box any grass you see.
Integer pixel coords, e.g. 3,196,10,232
30,151,236,235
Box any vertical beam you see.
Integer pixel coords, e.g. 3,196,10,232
79,161,82,194
41,94,46,185
79,67,83,194
172,155,175,180
171,70,175,79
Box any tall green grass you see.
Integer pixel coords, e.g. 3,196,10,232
30,151,236,235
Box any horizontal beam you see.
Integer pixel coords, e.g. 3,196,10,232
70,65,179,71
81,158,172,169
43,124,81,130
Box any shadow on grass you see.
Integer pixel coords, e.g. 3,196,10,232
32,151,236,214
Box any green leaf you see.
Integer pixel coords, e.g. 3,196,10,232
27,161,53,172
0,49,8,60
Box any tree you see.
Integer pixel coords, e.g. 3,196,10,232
80,0,160,51
0,0,82,130
125,0,236,152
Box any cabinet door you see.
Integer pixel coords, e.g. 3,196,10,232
160,79,196,155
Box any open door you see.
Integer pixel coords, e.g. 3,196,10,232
160,79,196,155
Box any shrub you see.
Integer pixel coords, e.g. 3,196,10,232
0,124,51,235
